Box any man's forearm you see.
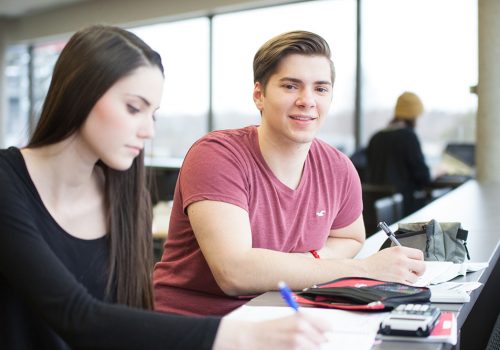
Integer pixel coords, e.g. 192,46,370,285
316,237,363,259
215,247,367,296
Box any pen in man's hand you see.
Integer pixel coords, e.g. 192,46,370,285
378,221,402,246
278,281,299,312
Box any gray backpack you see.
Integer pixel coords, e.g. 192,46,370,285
386,219,470,263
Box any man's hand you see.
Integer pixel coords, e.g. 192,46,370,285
360,246,426,284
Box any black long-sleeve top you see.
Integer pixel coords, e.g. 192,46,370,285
366,124,431,214
0,147,220,350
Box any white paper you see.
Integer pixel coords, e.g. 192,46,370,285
429,281,483,302
430,281,482,293
413,261,488,287
465,262,489,272
413,261,456,286
225,305,387,350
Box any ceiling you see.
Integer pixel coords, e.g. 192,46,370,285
0,0,93,18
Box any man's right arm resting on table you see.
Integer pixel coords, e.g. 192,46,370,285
187,199,426,295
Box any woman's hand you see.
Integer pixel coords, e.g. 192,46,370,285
213,312,331,350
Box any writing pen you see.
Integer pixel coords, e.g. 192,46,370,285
378,221,402,246
278,281,299,312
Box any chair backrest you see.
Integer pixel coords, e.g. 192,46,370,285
375,193,404,228
362,184,399,237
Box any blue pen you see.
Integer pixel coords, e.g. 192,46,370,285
278,281,299,312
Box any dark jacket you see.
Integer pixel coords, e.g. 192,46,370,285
366,122,431,215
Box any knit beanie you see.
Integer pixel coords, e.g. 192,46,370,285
394,92,423,120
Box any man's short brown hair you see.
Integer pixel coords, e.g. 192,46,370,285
253,30,335,92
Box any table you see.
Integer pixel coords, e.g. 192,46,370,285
246,180,500,350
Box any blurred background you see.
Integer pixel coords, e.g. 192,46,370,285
1,0,478,165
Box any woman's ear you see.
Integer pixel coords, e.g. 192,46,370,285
253,82,264,111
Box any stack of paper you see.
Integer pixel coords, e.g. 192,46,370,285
413,261,488,286
412,261,487,303
413,261,464,286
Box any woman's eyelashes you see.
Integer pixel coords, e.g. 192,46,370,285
127,104,141,114
127,104,158,123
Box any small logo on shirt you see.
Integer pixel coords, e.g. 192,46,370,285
316,210,326,217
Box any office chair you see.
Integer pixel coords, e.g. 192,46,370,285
362,184,399,237
375,193,404,228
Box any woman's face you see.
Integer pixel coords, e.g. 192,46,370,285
81,65,164,170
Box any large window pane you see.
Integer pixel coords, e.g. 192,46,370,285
362,0,478,166
213,0,357,154
4,45,29,147
32,40,66,127
131,18,210,163
4,40,64,148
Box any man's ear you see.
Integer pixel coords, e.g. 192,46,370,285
253,82,264,111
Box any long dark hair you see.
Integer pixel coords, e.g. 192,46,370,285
28,25,164,310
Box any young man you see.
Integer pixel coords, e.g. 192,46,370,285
153,31,426,316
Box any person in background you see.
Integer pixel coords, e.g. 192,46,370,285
153,31,426,317
366,91,432,215
0,25,331,350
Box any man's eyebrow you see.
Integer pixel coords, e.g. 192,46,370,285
279,77,301,84
279,77,332,85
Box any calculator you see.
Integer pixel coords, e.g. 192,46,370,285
379,304,441,337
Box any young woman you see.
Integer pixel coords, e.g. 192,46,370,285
0,25,329,350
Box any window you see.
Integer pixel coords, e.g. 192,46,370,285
3,40,66,148
131,18,210,163
32,40,66,125
4,45,29,147
2,0,478,164
362,0,478,165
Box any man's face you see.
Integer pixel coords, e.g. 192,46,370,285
253,53,333,147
